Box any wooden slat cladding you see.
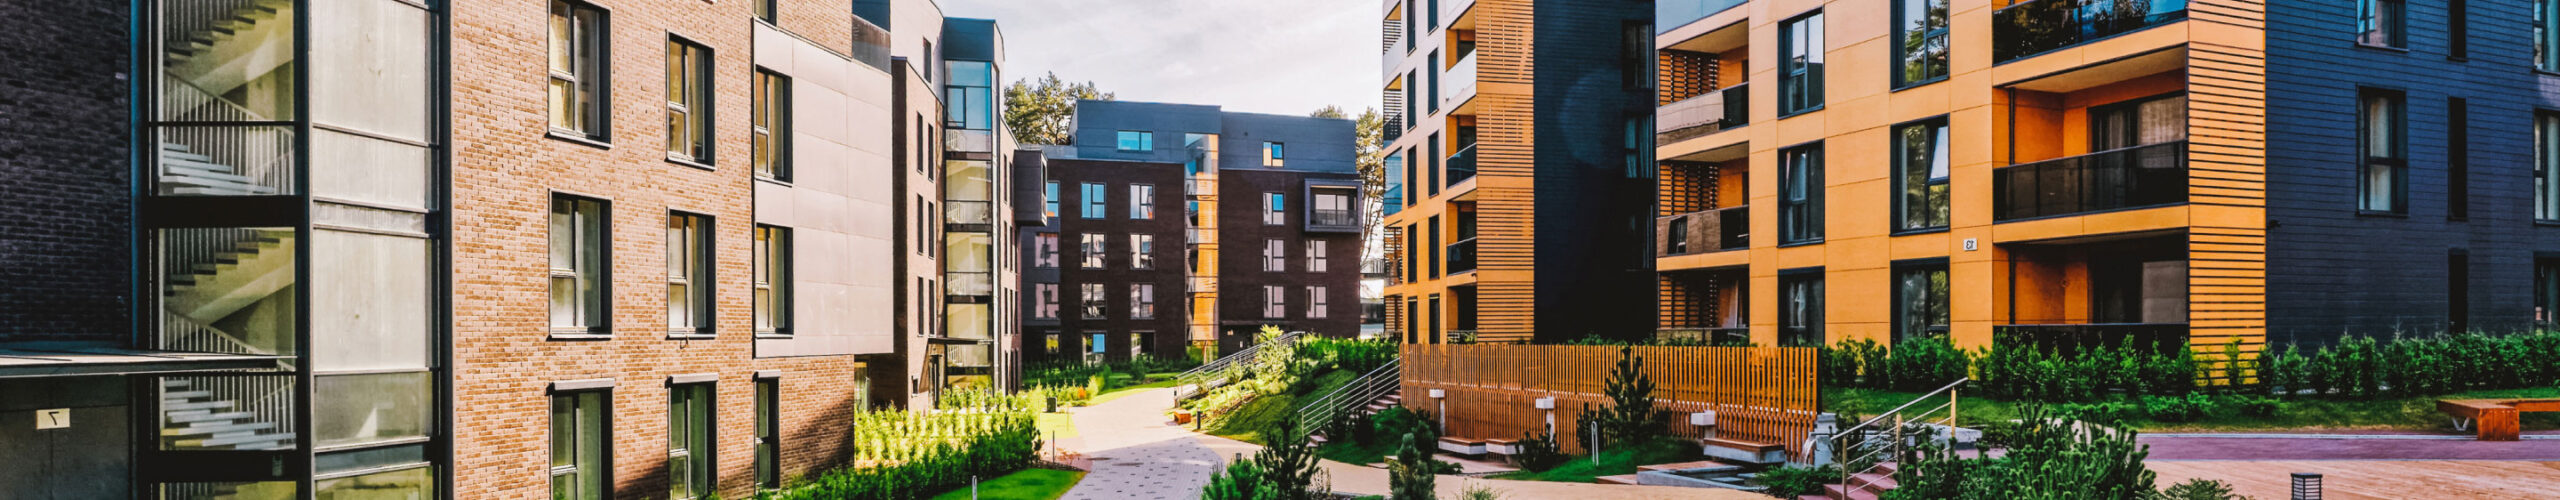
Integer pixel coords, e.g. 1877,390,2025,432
1401,344,1820,458
1463,0,1539,344
2186,0,2269,378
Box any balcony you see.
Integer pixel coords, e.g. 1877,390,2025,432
1442,0,1477,27
1658,82,1747,144
1993,0,2189,63
1311,208,1360,233
1658,205,1747,256
1447,237,1478,274
849,12,891,72
1993,323,2188,354
1442,52,1478,110
1446,143,1478,187
1657,0,1750,34
1994,141,2186,222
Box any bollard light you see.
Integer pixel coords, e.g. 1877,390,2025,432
2291,472,2322,500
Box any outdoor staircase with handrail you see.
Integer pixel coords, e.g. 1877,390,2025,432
1821,378,1968,500
1172,330,1307,399
158,378,295,451
163,228,296,329
1297,358,1402,440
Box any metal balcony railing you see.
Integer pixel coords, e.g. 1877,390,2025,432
1657,0,1750,34
1446,237,1478,274
1447,143,1478,186
1993,0,2189,63
1312,208,1358,227
1993,140,2187,222
849,14,891,72
1659,205,1748,256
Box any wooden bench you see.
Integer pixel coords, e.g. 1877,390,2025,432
1699,436,1787,464
2437,398,2560,441
1437,436,1488,456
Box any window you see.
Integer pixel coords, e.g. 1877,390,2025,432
2539,112,2560,222
1082,182,1107,219
1264,285,1287,319
1306,240,1329,273
2542,0,2560,70
754,379,780,489
1034,283,1060,319
754,0,777,23
1035,233,1060,268
550,390,610,500
1117,130,1152,152
2451,98,2469,220
754,225,791,335
1043,332,1061,356
1265,239,1287,272
1080,233,1106,269
1892,263,1948,343
1131,331,1152,358
1895,119,1950,232
665,38,713,163
548,0,607,140
2358,89,2405,213
2450,250,2471,333
550,196,608,334
1132,284,1156,319
1780,144,1826,244
1131,234,1155,270
1308,286,1330,319
1044,181,1060,219
1780,12,1826,115
1430,49,1443,113
1131,184,1156,219
1426,216,1442,276
2540,259,2560,327
667,213,712,335
753,70,791,180
1265,192,1287,225
1089,332,1107,355
1893,0,1948,87
2358,0,2404,48
1081,283,1107,319
668,383,714,499
1314,190,1353,226
1778,271,1825,346
1264,142,1286,167
2452,0,2469,59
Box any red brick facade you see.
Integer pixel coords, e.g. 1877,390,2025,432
450,0,871,497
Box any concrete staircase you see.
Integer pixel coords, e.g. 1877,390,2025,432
163,227,295,327
1804,462,1896,500
159,143,279,196
163,0,294,99
158,378,294,451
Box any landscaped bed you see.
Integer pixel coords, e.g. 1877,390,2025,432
1827,386,2560,433
924,468,1085,500
1483,437,1699,484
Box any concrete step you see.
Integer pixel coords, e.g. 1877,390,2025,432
162,390,212,400
1823,484,1881,500
166,411,255,424
163,421,275,437
1596,474,1642,485
163,400,235,412
1848,471,1897,491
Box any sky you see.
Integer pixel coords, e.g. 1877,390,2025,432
939,0,1380,117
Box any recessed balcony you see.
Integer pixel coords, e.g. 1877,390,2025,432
1447,237,1477,274
1994,140,2187,222
1446,143,1478,187
1442,52,1478,111
1658,82,1747,144
1993,0,2189,64
1658,205,1747,257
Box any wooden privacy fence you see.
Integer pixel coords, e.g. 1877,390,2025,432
1399,344,1819,458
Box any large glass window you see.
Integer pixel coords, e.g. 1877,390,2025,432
755,225,792,335
1265,192,1287,225
2538,113,2560,222
1131,184,1156,219
1082,283,1107,319
548,0,607,139
1035,283,1060,319
314,372,430,448
550,390,610,500
2359,89,2405,214
944,61,996,130
1082,182,1107,219
1044,181,1060,218
1780,12,1826,115
1308,286,1330,319
667,213,712,335
668,384,715,499
1307,240,1329,273
1315,189,1353,226
2358,0,2405,48
1778,271,1825,347
666,38,713,163
1895,119,1950,231
1893,263,1949,343
755,379,780,489
1894,0,1949,87
1117,130,1152,151
755,0,777,23
1265,142,1287,167
2540,0,2560,71
1264,285,1288,319
1081,233,1107,269
1265,239,1287,272
1035,233,1060,268
1132,284,1156,319
754,70,791,180
551,196,608,334
1780,145,1826,244
1131,234,1155,270
2539,259,2560,327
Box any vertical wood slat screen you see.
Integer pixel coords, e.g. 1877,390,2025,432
1398,344,1819,458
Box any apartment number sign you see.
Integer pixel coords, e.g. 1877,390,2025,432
35,408,69,429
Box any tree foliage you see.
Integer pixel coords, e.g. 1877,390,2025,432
1312,106,1388,241
1387,431,1438,500
1004,73,1113,146
1595,346,1665,446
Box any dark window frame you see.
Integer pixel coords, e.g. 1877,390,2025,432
2357,88,2407,215
753,69,792,181
667,211,715,337
1778,268,1826,347
1893,118,1951,232
1779,11,1827,116
1891,0,1950,89
548,0,612,143
2357,0,2406,49
753,378,780,489
1891,260,1950,344
1779,143,1827,244
551,194,612,337
667,383,716,499
1116,130,1152,152
754,225,793,336
665,36,716,166
549,389,614,500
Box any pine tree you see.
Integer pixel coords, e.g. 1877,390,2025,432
1600,346,1664,446
1388,431,1438,500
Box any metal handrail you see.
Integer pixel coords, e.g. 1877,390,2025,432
1828,378,1966,500
1295,359,1403,434
1173,330,1307,398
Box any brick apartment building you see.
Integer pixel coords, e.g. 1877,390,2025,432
1018,101,1366,367
0,0,1028,498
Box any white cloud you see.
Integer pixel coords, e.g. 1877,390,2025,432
940,0,1380,116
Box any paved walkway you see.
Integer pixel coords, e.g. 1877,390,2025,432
1058,387,1765,500
2143,432,2560,499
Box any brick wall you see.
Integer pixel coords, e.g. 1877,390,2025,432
449,0,871,497
0,0,128,341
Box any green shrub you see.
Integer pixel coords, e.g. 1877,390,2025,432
1511,430,1567,470
2153,478,2247,500
2051,401,2141,427
1454,482,1506,500
1387,431,1437,500
1592,346,1666,447
772,399,1041,500
1882,406,2158,500
1752,465,1836,498
1886,337,1972,392
2223,395,2280,418
2140,393,2216,423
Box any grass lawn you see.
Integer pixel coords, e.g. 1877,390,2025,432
1205,369,1361,444
924,468,1085,500
1485,437,1698,483
1824,386,2560,432
1088,373,1182,407
1315,439,1400,466
1035,411,1077,440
